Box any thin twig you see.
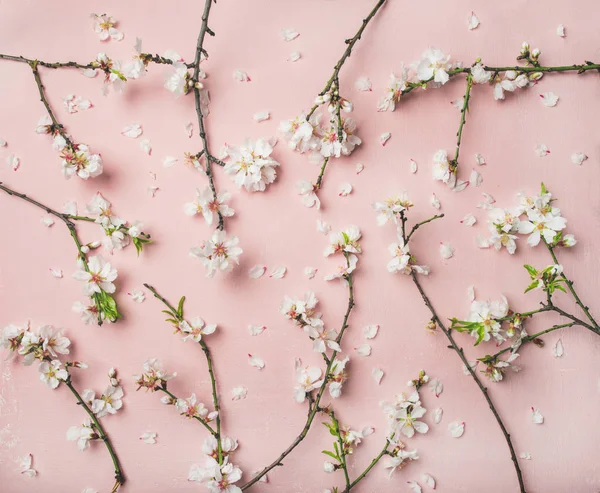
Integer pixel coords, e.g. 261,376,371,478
401,217,526,493
158,387,218,436
193,0,224,230
64,376,124,491
488,322,575,360
406,214,444,242
143,283,224,463
450,73,473,170
330,410,351,489
242,255,356,490
343,438,391,492
0,53,93,69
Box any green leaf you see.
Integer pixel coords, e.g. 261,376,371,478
540,182,548,194
523,264,538,278
177,296,186,317
322,450,338,460
524,281,540,293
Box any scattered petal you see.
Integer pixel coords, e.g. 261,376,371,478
535,144,550,157
440,242,455,259
304,267,318,279
162,156,178,168
557,24,566,37
281,28,299,41
249,265,267,279
248,354,265,369
148,186,159,197
63,200,78,216
362,426,375,437
232,386,248,401
185,123,193,138
475,153,486,165
468,11,480,30
448,421,465,438
253,111,270,123
121,123,143,138
470,168,483,187
233,70,251,82
477,192,496,210
355,162,364,174
430,193,441,210
140,432,157,444
63,94,92,113
338,183,353,196
422,473,436,489
461,213,476,226
355,344,372,356
269,266,287,279
467,285,476,302
451,97,464,109
18,454,36,477
317,219,331,235
531,407,544,424
41,217,55,227
50,268,63,278
520,452,532,460
6,154,19,171
372,368,384,384
287,51,301,62
363,324,380,339
476,235,490,249
129,290,145,303
432,408,443,424
552,339,564,358
540,92,559,107
571,152,588,165
409,159,418,173
429,378,443,397
248,325,266,336
452,179,470,193
408,481,422,493
140,139,152,155
379,132,391,146
0,137,7,147
355,77,372,91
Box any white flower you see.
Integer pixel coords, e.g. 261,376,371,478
382,391,429,438
373,193,413,225
205,460,243,493
184,187,235,226
179,317,217,343
190,230,243,278
518,210,567,246
223,138,280,192
296,180,320,209
164,62,191,97
467,296,509,343
387,240,429,275
324,253,358,281
176,393,216,421
384,449,419,477
493,72,519,100
328,356,349,398
72,301,99,325
134,358,177,391
324,226,361,256
378,69,410,112
92,13,123,41
540,92,559,107
319,117,361,158
306,321,341,353
61,144,103,180
484,353,520,382
432,149,453,184
293,359,324,402
92,385,124,417
72,256,117,295
67,418,95,451
471,62,492,84
280,291,319,326
279,113,320,153
416,48,451,85
39,360,68,389
38,325,71,358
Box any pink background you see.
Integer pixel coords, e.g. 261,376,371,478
1,0,600,491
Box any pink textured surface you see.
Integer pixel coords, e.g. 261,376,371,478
1,0,600,492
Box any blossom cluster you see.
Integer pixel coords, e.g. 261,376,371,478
190,230,243,278
223,138,280,193
322,417,372,474
372,193,430,275
480,183,575,255
188,436,243,493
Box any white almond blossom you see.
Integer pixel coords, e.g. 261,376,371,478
92,13,123,41
176,393,217,422
223,138,280,192
179,317,217,343
296,180,320,209
39,359,68,389
377,68,411,111
279,113,321,153
280,291,320,326
373,193,413,225
382,391,429,438
306,321,341,353
293,359,324,402
67,418,96,451
324,253,358,281
324,226,361,256
416,48,451,85
72,256,117,295
184,188,235,226
61,144,103,180
319,117,361,158
92,385,124,418
190,230,242,278
432,149,453,184
328,356,349,398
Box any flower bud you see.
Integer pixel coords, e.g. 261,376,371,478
520,42,530,55
323,461,336,473
505,70,517,80
195,81,204,89
160,395,176,405
108,367,117,378
561,234,577,247
529,72,543,82
110,377,119,387
81,245,90,254
531,48,541,59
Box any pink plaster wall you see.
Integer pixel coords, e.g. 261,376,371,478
1,0,599,492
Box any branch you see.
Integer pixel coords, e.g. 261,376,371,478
0,53,93,69
65,376,124,492
402,219,526,493
158,387,218,437
343,438,391,492
449,73,473,172
330,410,351,489
242,261,356,490
406,214,444,242
144,283,223,463
0,182,118,325
193,0,224,230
